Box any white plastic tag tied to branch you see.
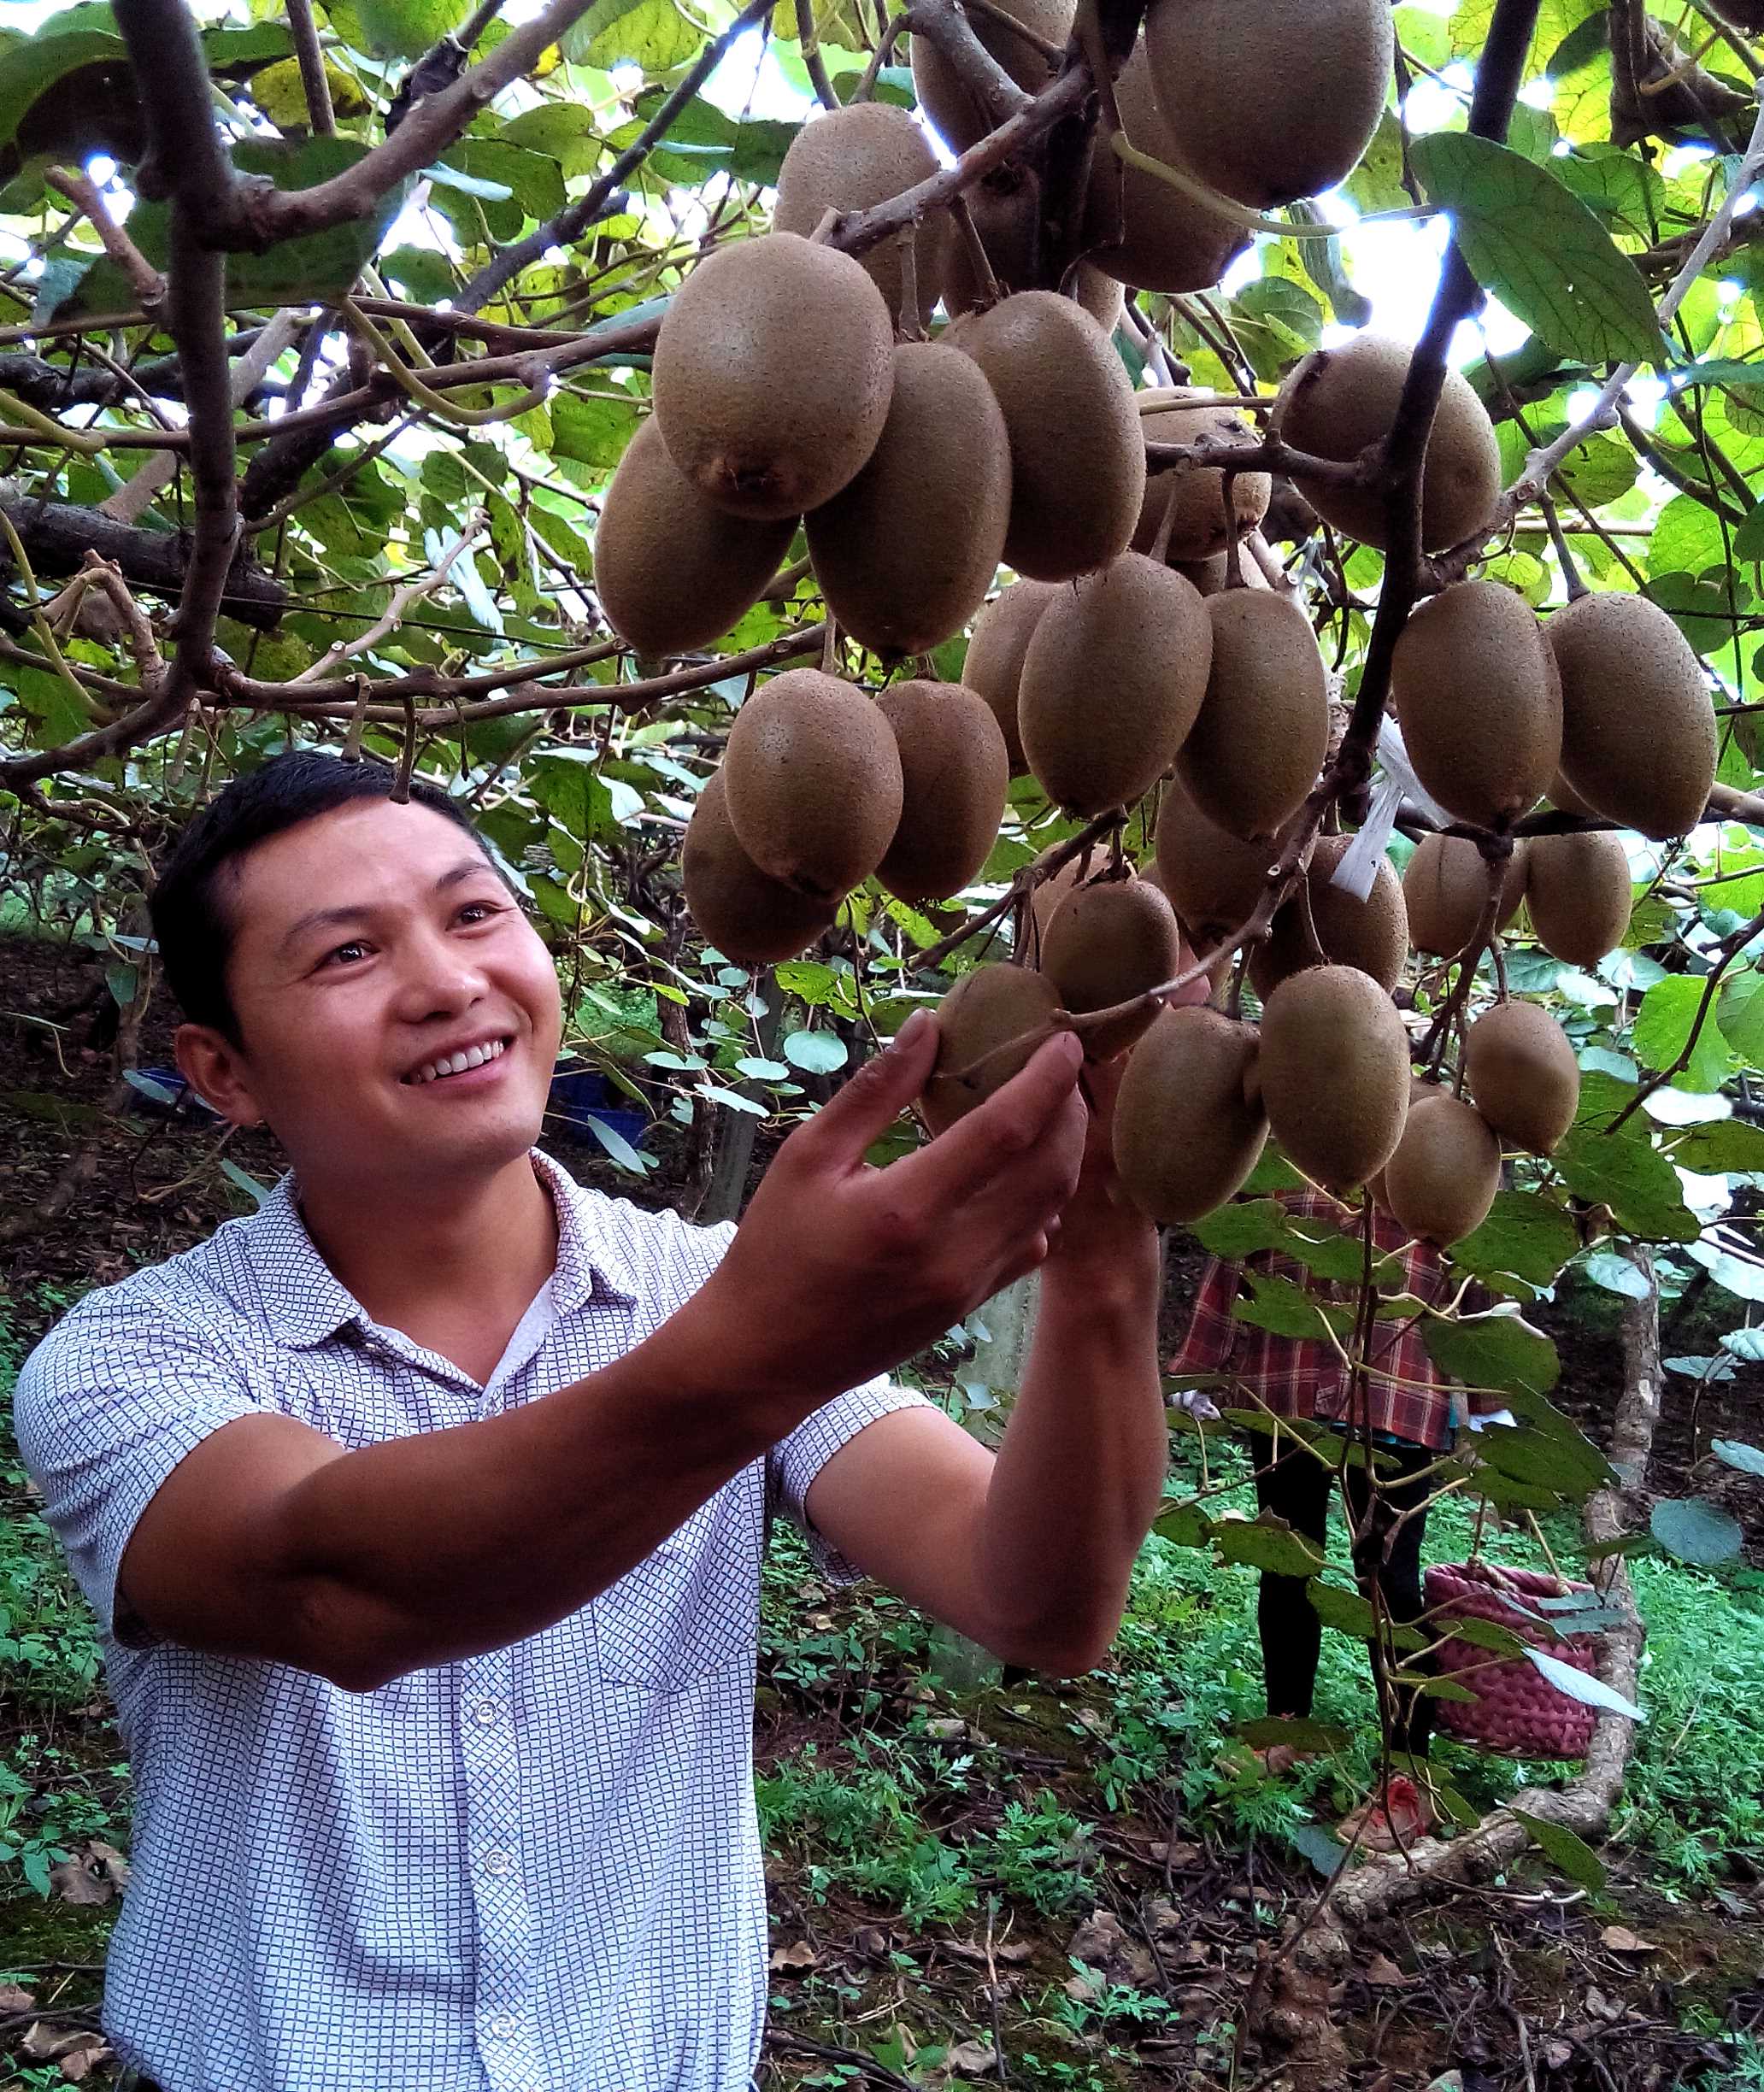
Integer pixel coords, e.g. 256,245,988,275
1330,717,1455,903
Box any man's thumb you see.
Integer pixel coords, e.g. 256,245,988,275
804,1008,938,1161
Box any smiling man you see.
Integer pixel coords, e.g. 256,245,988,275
15,750,1168,2092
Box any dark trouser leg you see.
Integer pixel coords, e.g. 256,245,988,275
1249,1431,1333,1722
1341,1437,1436,1760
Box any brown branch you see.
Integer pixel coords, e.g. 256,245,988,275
43,167,166,309
904,0,1033,135
1334,0,1543,794
1708,780,1764,826
0,497,285,626
285,0,337,134
457,0,776,314
1145,433,1370,491
796,0,844,112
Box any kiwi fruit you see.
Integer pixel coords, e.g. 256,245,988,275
1029,854,1088,946
1548,773,1598,819
1039,874,1185,1060
594,416,796,659
963,580,1058,773
1082,41,1250,292
923,964,1064,1133
1250,833,1408,998
1176,547,1272,596
911,0,1071,154
806,342,1012,656
1392,582,1562,830
874,679,1010,901
1546,592,1718,840
773,103,950,327
1135,396,1272,564
1113,1005,1268,1222
653,232,894,520
682,769,838,965
1273,335,1502,552
1462,999,1579,1155
1178,591,1328,841
1145,0,1392,209
1524,830,1633,969
940,165,1124,330
1019,551,1212,815
1403,832,1527,958
951,291,1145,581
1155,775,1274,937
1258,964,1412,1191
722,668,904,901
1382,1090,1502,1247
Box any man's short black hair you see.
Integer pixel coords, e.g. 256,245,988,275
150,751,491,1049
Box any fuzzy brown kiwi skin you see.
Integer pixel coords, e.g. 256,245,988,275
595,416,797,658
910,0,1071,153
1522,829,1634,970
1403,832,1528,959
963,581,1058,774
773,103,950,326
922,965,1064,1134
806,342,1012,658
722,667,905,901
950,291,1146,584
1258,963,1412,1192
1250,836,1407,1001
1462,999,1579,1156
873,679,1011,902
1038,876,1185,1061
1134,397,1271,564
1382,1090,1502,1248
1112,1003,1267,1224
683,769,838,965
1177,590,1329,843
652,232,896,521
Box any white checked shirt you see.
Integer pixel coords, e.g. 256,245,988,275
14,1150,930,2092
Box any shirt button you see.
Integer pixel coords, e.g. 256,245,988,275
488,2013,518,2039
483,1849,514,1878
472,1698,498,1726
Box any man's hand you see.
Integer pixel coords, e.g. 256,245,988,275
1040,1052,1160,1305
679,1009,1088,1419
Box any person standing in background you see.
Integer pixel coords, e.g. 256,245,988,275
1167,1187,1488,1850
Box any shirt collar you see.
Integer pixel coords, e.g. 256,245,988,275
247,1148,639,1349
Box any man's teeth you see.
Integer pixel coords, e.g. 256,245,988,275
407,1038,507,1086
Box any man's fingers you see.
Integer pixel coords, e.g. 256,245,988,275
791,1009,939,1169
906,1029,1085,1206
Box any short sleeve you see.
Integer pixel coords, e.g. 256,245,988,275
767,1377,934,1586
12,1297,262,1642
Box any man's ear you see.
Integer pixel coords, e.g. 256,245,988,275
173,1023,264,1130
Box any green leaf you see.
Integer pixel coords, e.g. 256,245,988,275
782,1029,848,1073
1421,1308,1560,1397
1672,1116,1764,1174
1432,1613,1527,1659
1649,1495,1744,1567
0,27,123,155
1231,1271,1353,1343
55,136,408,320
1285,1820,1347,1878
1306,1579,1427,1650
1718,971,1764,1070
1208,1511,1327,1577
1584,1249,1654,1299
320,0,459,59
1522,1649,1643,1725
1509,1808,1609,1891
1712,1438,1764,1476
1152,1502,1208,1548
220,1158,273,1208
1645,571,1750,659
552,393,642,471
1555,432,1638,511
580,0,702,69
1410,131,1664,366
1555,1116,1701,1244
1187,1197,1291,1261
560,0,648,58
1449,1190,1580,1296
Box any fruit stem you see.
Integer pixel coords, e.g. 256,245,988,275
1538,491,1590,602
1108,132,1435,240
1221,474,1244,589
949,192,1003,308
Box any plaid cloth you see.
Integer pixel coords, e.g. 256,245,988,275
1166,1190,1465,1452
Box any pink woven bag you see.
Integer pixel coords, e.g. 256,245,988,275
1424,1560,1598,1760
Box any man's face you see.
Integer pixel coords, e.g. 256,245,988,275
177,798,563,1191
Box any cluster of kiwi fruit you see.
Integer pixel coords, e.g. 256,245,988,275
627,0,1724,1249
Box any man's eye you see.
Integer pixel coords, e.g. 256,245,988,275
458,902,500,924
323,941,370,967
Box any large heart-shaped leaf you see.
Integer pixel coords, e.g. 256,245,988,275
1412,130,1664,366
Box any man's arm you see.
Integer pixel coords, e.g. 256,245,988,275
117,1017,1090,1691
805,1059,1167,1678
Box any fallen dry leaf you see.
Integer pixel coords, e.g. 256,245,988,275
55,2036,111,2083
1543,2039,1574,2070
1149,1839,1202,1869
48,1860,113,1907
944,2038,997,2075
1066,1908,1156,1988
1600,1925,1659,1955
943,1936,1032,1966
850,1926,891,1960
0,1983,37,2013
923,1718,968,1741
1365,1953,1408,1987
21,2024,97,2063
767,1941,818,1973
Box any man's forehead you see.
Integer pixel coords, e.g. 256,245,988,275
225,801,496,943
